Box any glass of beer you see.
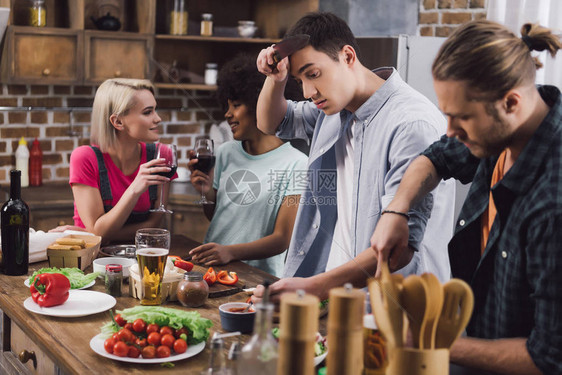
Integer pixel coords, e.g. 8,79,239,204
135,228,170,252
136,247,169,305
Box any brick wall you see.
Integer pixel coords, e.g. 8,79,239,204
0,84,220,185
418,0,487,37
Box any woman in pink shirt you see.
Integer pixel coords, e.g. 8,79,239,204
64,79,172,243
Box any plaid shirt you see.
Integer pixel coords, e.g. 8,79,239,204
423,85,562,374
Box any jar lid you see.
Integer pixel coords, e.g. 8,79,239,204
205,63,218,69
202,13,213,20
184,271,203,281
106,264,123,272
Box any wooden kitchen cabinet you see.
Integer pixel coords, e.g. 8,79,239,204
0,26,83,85
84,30,153,84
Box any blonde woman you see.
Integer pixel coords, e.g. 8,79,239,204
62,79,173,243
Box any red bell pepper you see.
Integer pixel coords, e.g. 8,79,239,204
217,270,238,286
203,267,217,286
169,256,194,272
30,273,70,307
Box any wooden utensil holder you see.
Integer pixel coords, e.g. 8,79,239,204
386,347,449,375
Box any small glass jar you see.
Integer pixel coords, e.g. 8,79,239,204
169,0,188,35
105,264,123,297
177,272,209,307
200,13,213,36
30,0,46,27
204,63,218,85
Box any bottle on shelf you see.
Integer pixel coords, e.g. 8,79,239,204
170,0,188,35
200,13,213,36
15,137,29,188
205,63,218,85
29,0,46,27
1,170,30,276
29,138,43,187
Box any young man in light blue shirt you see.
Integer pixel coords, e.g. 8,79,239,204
253,12,455,302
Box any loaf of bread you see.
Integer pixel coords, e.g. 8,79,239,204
55,238,86,247
47,244,82,250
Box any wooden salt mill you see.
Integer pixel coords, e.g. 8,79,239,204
277,290,319,375
327,283,365,375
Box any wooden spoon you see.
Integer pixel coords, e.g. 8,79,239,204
401,275,430,349
420,273,443,349
435,279,474,349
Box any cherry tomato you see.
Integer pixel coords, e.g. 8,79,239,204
146,323,160,335
117,328,134,343
147,332,162,346
160,326,174,336
173,338,188,354
127,345,141,358
174,327,189,339
132,318,147,333
104,338,116,354
124,322,134,331
112,333,119,341
156,345,171,358
141,345,156,359
113,341,129,357
114,314,126,327
135,338,147,348
160,334,175,348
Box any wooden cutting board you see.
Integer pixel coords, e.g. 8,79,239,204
192,264,246,298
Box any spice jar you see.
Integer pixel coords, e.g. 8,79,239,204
30,0,46,27
205,63,218,85
200,13,213,36
177,272,209,307
105,264,123,297
169,0,188,35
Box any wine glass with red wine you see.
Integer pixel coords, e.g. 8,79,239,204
192,139,215,204
150,143,177,213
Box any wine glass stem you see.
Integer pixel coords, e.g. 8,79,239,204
200,181,206,201
160,183,166,209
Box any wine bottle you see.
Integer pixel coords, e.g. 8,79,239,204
1,170,30,275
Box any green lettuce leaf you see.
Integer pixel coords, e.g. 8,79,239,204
28,267,99,289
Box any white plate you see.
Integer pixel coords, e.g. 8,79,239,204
23,290,116,318
314,351,328,366
89,333,206,363
24,278,96,290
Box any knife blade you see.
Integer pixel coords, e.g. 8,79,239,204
270,34,310,68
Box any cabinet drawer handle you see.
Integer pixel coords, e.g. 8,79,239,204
42,68,51,76
18,350,37,369
114,70,122,77
173,213,184,220
58,220,67,226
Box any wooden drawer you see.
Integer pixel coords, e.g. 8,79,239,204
1,316,56,375
84,31,153,83
1,26,83,84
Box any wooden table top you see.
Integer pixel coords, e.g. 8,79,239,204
0,235,290,374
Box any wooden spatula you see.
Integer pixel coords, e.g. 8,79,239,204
401,275,430,349
421,273,443,349
435,279,474,349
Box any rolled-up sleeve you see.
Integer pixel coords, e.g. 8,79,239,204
276,100,321,143
422,135,480,184
526,214,562,374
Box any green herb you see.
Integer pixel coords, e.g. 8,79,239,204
100,306,213,345
161,362,175,368
319,299,329,309
28,267,99,289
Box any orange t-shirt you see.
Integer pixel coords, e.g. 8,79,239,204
481,150,507,255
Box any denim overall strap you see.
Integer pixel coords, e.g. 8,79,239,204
89,145,113,212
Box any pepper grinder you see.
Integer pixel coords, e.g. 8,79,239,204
327,283,365,375
276,289,319,375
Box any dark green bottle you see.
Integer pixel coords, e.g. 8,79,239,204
1,170,29,275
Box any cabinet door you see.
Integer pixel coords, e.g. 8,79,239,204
84,31,153,83
0,26,83,84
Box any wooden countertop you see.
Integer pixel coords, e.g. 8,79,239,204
0,235,290,374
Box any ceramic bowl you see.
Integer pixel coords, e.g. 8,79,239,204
93,257,137,278
219,302,255,333
237,21,257,38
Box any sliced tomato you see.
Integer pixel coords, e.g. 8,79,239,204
203,267,217,286
217,270,239,285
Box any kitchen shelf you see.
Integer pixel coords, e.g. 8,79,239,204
155,82,217,91
155,34,280,44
